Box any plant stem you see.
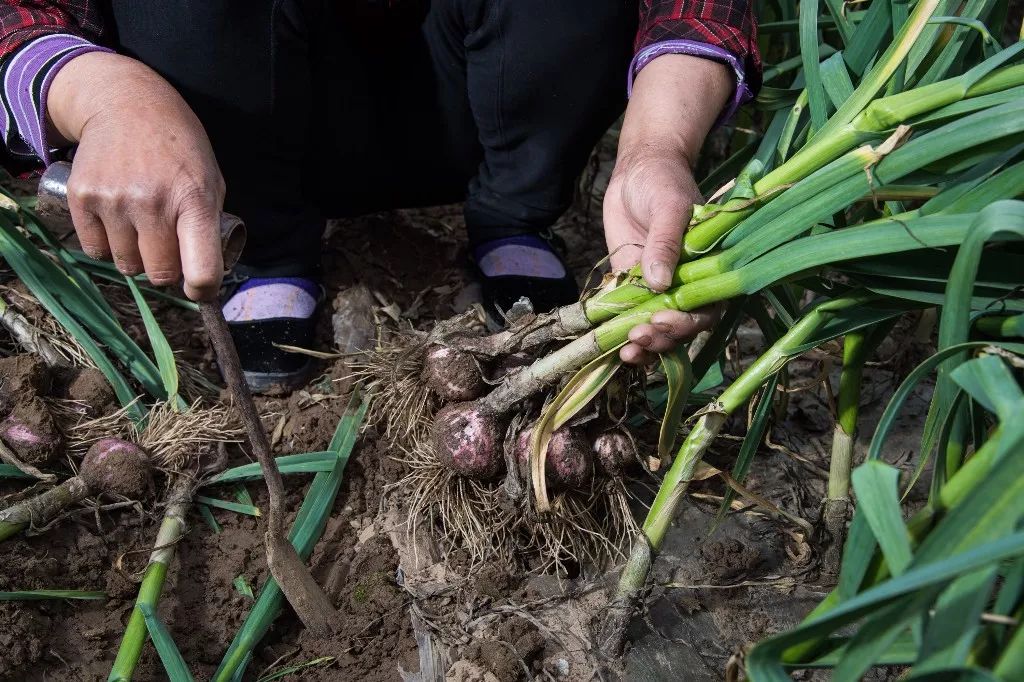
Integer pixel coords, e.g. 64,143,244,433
480,330,604,413
449,301,594,357
826,430,855,497
0,476,89,541
108,474,191,682
643,302,851,545
596,539,652,659
487,212,982,413
576,62,1024,329
681,38,1024,258
783,425,1006,664
831,331,869,493
0,297,68,368
680,145,890,282
641,410,728,548
598,298,864,655
823,329,870,574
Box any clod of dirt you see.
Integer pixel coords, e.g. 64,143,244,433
473,564,518,600
422,344,485,401
0,354,52,412
432,402,505,480
1,396,62,464
80,438,153,498
104,565,140,600
699,538,763,583
345,535,400,613
64,367,117,417
332,283,377,354
461,616,545,682
0,604,49,677
446,660,501,682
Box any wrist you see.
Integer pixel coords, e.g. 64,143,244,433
46,52,168,145
618,54,732,167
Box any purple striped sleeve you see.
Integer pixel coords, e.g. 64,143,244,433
627,40,753,127
1,33,112,163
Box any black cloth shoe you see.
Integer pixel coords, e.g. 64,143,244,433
471,233,580,322
220,275,323,394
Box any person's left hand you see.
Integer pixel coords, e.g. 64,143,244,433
602,53,733,365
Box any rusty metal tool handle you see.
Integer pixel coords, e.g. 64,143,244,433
36,160,247,271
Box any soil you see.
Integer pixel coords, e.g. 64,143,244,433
460,617,546,680
64,367,118,417
0,401,418,680
0,353,52,400
0,129,934,681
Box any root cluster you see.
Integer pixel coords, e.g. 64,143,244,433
352,334,435,444
359,329,639,577
55,399,242,470
393,438,637,575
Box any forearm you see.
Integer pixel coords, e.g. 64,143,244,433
618,54,732,166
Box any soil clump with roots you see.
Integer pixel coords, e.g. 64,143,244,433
0,353,52,401
63,367,118,416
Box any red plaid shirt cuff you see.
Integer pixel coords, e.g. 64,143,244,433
634,0,762,123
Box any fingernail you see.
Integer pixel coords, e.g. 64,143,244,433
654,321,672,333
649,262,671,289
636,335,652,347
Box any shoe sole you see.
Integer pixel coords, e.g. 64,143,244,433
242,360,315,395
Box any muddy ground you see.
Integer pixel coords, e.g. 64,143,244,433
0,130,932,681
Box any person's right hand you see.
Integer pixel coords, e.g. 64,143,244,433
46,52,226,301
601,54,732,366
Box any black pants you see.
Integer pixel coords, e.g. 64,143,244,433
107,1,637,276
